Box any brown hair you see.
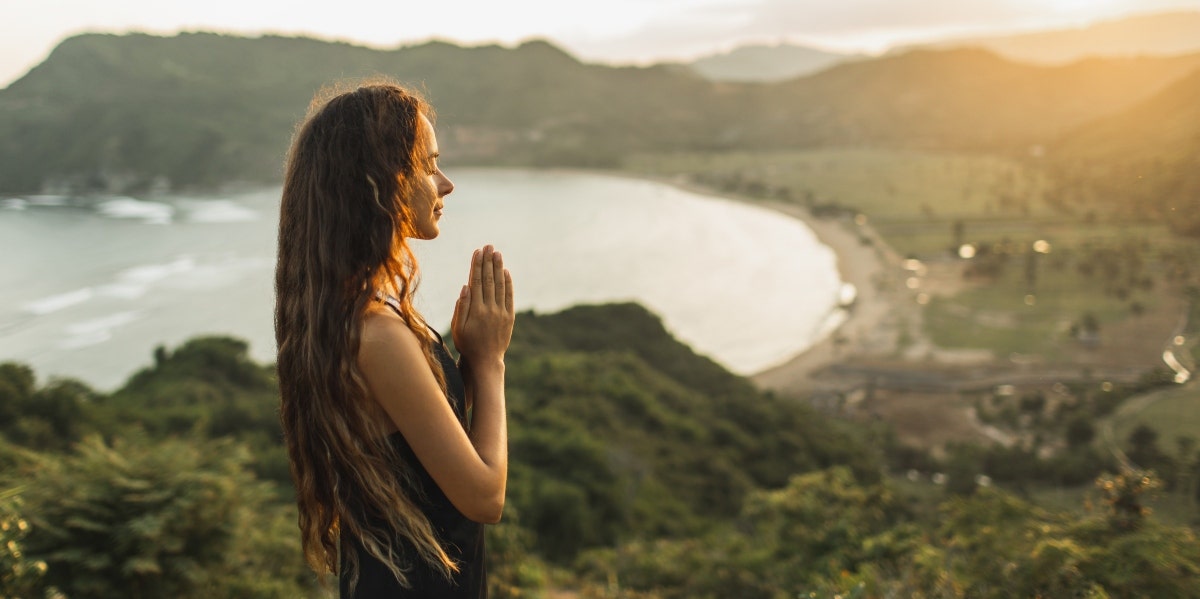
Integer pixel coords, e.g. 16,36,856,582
274,78,455,590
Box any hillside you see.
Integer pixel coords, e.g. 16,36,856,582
5,302,1199,598
1047,66,1200,232
2,32,1200,194
0,301,877,567
746,47,1200,149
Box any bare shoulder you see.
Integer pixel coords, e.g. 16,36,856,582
357,305,426,370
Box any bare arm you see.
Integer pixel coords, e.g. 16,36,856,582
359,245,514,524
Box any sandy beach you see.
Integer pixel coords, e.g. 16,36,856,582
628,171,914,396
747,200,906,394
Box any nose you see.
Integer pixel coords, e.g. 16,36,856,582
437,171,454,198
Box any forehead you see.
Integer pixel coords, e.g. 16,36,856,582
418,113,438,152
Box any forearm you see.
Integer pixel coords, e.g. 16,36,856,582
465,357,508,503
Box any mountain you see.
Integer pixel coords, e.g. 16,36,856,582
0,32,724,193
740,47,1200,149
1047,65,1200,232
2,31,1200,195
903,10,1200,65
687,43,865,82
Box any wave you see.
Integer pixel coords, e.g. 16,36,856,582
98,256,198,299
23,287,95,315
22,257,198,313
170,255,271,290
180,199,259,223
95,197,174,224
58,310,142,349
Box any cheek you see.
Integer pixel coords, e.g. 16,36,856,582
418,178,438,206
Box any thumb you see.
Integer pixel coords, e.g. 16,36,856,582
453,285,469,328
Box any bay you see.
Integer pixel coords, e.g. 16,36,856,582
0,168,844,390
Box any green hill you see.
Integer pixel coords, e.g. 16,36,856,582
0,301,876,563
2,31,1199,194
497,303,877,556
4,304,1199,597
0,32,720,193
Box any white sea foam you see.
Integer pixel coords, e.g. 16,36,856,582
117,256,196,284
24,287,94,315
96,256,197,299
1,198,27,210
58,310,141,349
95,197,174,224
180,199,258,223
167,255,271,290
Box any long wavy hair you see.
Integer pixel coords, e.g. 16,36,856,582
275,78,455,591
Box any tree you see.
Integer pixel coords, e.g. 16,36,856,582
0,364,97,452
1065,417,1096,449
1094,470,1160,532
16,433,311,599
1127,424,1169,472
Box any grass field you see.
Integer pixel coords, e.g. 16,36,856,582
1112,385,1200,455
628,148,1053,223
923,263,1161,359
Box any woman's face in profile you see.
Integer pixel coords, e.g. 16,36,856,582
406,114,454,240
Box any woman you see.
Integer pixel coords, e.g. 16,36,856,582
275,79,513,598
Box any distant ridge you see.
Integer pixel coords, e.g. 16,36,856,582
2,31,1200,195
687,43,865,82
900,10,1200,65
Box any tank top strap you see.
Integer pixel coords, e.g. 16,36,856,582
374,294,446,346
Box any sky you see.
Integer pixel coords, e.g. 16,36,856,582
5,0,1200,86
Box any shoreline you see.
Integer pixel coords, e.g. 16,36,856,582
749,199,902,392
612,170,905,394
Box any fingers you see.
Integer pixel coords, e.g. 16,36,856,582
467,245,510,307
504,268,514,313
481,245,495,302
492,250,505,305
452,284,467,328
469,248,483,304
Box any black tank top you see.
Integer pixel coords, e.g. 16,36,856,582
340,315,486,598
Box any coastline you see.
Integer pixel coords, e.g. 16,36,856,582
615,170,906,395
749,199,903,393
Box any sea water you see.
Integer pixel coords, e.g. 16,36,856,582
0,168,843,390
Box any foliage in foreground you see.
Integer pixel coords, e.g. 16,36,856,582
0,302,1198,598
577,469,1200,599
8,434,316,599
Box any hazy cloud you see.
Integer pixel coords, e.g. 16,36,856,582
567,0,1200,60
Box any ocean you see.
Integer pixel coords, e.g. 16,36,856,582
0,168,844,390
